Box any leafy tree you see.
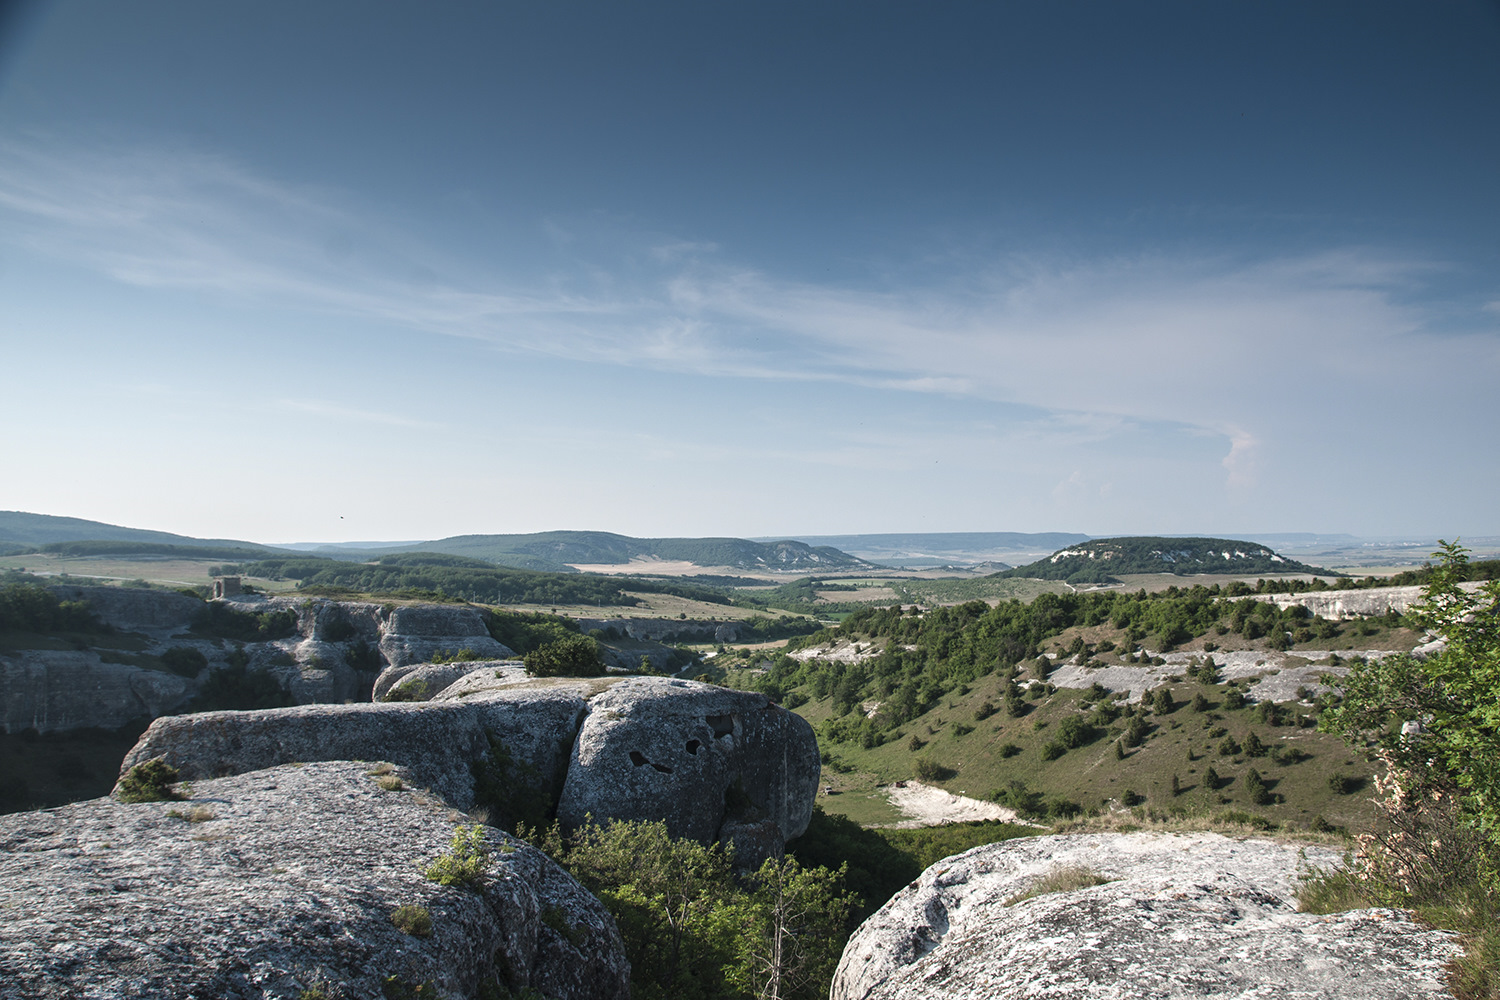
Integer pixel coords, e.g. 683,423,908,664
523,635,605,677
730,856,854,1000
1321,541,1500,845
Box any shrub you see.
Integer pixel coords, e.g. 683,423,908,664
913,757,957,782
1244,731,1267,757
430,647,484,664
998,742,1022,758
1328,774,1360,795
382,679,432,703
390,904,432,937
423,825,490,888
523,635,605,678
116,759,183,803
160,646,207,678
1218,736,1241,756
1121,789,1144,807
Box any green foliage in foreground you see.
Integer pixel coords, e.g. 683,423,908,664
1309,542,1500,1000
115,759,183,803
521,818,854,1000
423,825,491,888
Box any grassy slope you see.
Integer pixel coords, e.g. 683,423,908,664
739,614,1414,834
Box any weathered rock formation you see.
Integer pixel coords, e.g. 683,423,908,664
831,832,1460,1000
1,590,518,733
378,604,515,667
0,761,629,999
1,651,192,734
574,616,754,644
1262,581,1485,620
556,678,821,860
119,676,819,862
46,584,205,631
373,660,516,701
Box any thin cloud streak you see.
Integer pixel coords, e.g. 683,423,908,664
4,138,1495,475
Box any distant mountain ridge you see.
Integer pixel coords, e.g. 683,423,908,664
409,531,876,573
1000,536,1338,584
771,532,1090,568
0,513,875,575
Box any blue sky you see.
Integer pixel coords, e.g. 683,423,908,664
1,1,1496,544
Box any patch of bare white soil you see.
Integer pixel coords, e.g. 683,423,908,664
879,781,1029,829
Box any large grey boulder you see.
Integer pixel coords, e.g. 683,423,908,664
831,832,1461,1000
119,697,587,811
379,605,514,667
0,761,629,1000
0,651,191,734
118,677,820,863
556,677,821,861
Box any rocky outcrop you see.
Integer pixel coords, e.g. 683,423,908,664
0,651,192,733
46,584,204,631
574,616,751,643
119,696,588,811
118,676,820,863
831,832,1461,1000
556,678,821,861
1,590,520,732
1263,581,1485,620
378,604,514,667
0,761,629,999
372,660,517,701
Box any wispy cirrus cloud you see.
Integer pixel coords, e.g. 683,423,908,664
4,137,1497,494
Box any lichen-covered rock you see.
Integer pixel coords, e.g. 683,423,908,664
831,832,1461,1000
0,761,629,1000
119,697,588,811
118,677,820,863
379,605,515,667
373,661,516,701
0,651,191,734
556,677,820,858
427,661,534,700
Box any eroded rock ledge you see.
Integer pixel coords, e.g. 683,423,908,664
0,761,629,1000
832,832,1461,1000
119,676,820,862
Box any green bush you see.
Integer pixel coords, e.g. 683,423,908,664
423,825,490,888
160,646,207,678
116,759,182,803
913,757,957,782
523,635,605,678
390,904,432,937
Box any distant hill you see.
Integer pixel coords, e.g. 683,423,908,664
0,511,273,555
412,531,876,573
999,536,1338,584
772,532,1090,567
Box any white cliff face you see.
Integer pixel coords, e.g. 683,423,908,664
832,832,1460,1000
